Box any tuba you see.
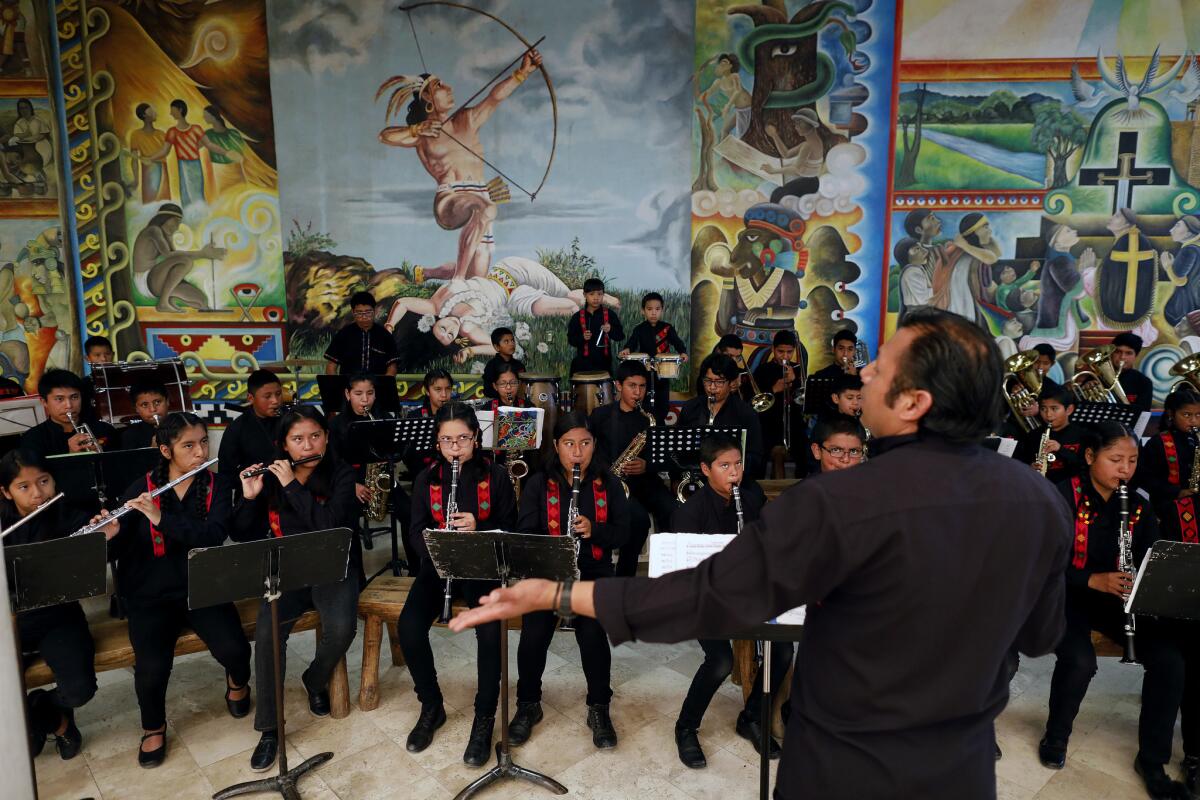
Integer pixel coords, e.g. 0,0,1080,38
1001,351,1044,433
1068,345,1129,404
1168,353,1200,396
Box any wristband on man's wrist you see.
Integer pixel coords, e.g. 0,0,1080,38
555,578,575,619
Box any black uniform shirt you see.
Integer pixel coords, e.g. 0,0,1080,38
625,320,686,357
323,322,400,375
1015,421,1087,479
518,467,629,578
593,433,1071,800
671,481,764,534
216,411,280,476
1056,473,1157,591
120,422,158,451
1118,368,1153,414
568,307,625,373
20,417,117,458
1135,429,1195,509
409,456,518,561
675,394,765,478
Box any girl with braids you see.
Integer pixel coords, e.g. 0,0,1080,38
1039,422,1189,798
399,401,517,766
509,410,629,750
93,412,249,768
234,405,359,773
1,449,96,761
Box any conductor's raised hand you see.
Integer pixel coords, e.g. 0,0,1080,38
240,465,265,499
126,492,161,526
448,578,557,632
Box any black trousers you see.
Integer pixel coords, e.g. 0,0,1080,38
1179,622,1200,758
254,575,359,731
517,609,612,707
126,598,251,730
397,562,502,715
617,481,677,578
1046,593,1185,765
18,602,97,735
677,638,794,730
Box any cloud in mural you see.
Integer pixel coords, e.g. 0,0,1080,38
268,0,387,74
692,188,768,219
614,189,692,289
777,143,867,220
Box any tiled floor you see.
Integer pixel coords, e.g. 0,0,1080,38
31,546,1182,799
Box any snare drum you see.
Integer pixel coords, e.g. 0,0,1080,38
654,354,683,379
91,358,192,425
571,371,612,415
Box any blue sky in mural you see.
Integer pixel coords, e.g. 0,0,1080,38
266,0,695,290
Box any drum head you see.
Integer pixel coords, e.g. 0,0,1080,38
572,371,612,384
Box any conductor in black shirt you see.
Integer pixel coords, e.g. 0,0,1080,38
324,291,400,376
450,308,1072,800
1111,332,1153,414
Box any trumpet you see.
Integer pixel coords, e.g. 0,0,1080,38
71,458,218,536
66,410,102,452
240,454,322,479
1002,351,1044,434
1068,345,1128,404
734,354,774,412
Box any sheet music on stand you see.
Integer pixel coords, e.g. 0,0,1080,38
648,532,805,626
1070,401,1143,433
982,436,1018,458
477,406,544,449
1126,541,1200,622
0,395,44,436
646,427,746,469
351,416,434,461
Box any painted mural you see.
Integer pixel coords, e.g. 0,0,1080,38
51,0,285,400
266,0,695,389
888,0,1200,406
688,0,895,375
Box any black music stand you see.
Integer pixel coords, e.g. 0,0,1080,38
424,528,577,800
193,528,352,800
352,417,434,582
5,532,107,613
646,427,746,470
1070,401,1142,429
1127,541,1200,622
315,375,401,417
738,622,802,800
801,376,836,416
46,446,159,511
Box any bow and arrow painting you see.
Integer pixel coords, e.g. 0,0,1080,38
268,0,695,381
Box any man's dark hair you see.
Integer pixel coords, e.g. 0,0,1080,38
37,368,82,398
1038,382,1075,409
583,277,605,294
490,326,514,346
423,368,452,389
772,329,798,348
697,353,739,382
615,360,650,384
832,374,863,395
890,309,1004,443
349,291,376,309
84,335,112,353
699,432,742,466
811,415,867,446
247,368,281,395
903,209,933,238
832,329,857,347
641,292,664,308
714,334,743,353
1032,343,1056,361
130,381,168,404
1111,332,1143,354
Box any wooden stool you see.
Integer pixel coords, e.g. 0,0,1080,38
357,576,417,712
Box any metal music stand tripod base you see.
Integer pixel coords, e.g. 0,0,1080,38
423,528,577,800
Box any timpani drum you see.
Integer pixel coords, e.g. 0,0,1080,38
571,371,612,415
654,354,683,379
91,358,192,425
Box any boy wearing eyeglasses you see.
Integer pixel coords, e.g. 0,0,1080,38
809,415,867,473
324,291,400,376
675,353,765,479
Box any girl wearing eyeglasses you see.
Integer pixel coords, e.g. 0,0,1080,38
399,401,517,767
509,411,630,751
489,361,527,411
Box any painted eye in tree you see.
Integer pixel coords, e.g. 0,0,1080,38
770,42,799,58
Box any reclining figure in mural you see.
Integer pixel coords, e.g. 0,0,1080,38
377,49,542,283
132,202,226,313
384,256,618,367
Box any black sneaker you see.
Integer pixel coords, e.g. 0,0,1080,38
405,702,446,753
250,730,278,772
674,724,706,769
1038,735,1067,770
1135,756,1190,800
509,701,543,747
1182,755,1198,796
586,704,617,749
54,709,82,761
736,710,780,759
463,715,495,767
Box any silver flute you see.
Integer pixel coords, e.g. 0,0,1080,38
733,482,744,535
0,492,64,541
438,457,461,624
70,458,217,536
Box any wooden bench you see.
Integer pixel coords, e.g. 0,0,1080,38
24,599,351,719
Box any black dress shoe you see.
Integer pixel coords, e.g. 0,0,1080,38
1182,755,1199,796
674,725,706,769
137,729,167,769
405,702,446,753
301,672,330,718
736,711,780,759
1136,756,1191,800
26,689,48,757
995,742,1002,761
251,731,278,772
225,679,251,719
54,709,82,761
586,704,617,749
463,715,495,767
1038,735,1066,769
509,701,543,747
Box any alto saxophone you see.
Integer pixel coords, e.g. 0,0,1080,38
1033,424,1056,476
364,462,394,520
612,402,655,498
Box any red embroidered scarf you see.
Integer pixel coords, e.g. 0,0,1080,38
429,463,492,528
146,471,213,558
547,474,606,561
580,308,610,358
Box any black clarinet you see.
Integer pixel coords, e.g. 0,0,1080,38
438,457,461,624
1117,481,1138,665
